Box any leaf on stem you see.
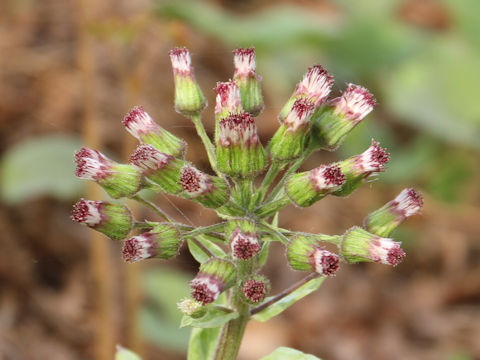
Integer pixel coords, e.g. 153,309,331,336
261,346,321,360
181,305,239,328
252,276,325,322
187,236,226,263
187,327,222,360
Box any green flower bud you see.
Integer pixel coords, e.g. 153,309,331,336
169,47,207,117
123,106,186,158
278,65,333,122
130,144,186,194
310,84,376,150
217,113,267,178
226,219,261,261
190,258,236,305
341,227,405,266
269,99,315,161
333,140,389,197
71,199,132,240
74,147,143,199
287,236,339,276
122,223,182,263
179,165,230,208
233,47,264,116
365,188,423,237
285,164,345,207
240,275,270,304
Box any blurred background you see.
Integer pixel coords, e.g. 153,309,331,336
0,0,479,359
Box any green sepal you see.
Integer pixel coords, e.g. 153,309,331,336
268,125,308,161
99,164,143,199
174,76,207,117
149,223,183,259
144,158,187,194
140,131,186,159
364,206,402,238
217,143,267,178
236,76,264,117
286,235,316,272
310,107,354,151
285,172,325,207
97,202,133,241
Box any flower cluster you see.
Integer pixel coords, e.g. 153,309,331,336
72,46,423,359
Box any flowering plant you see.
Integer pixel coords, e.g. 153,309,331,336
72,47,423,360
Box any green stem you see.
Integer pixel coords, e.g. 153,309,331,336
257,221,290,244
213,302,249,360
132,195,174,223
183,223,226,238
266,147,314,202
255,161,286,205
255,195,290,219
190,114,220,176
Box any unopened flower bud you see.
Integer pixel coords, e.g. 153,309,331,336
169,47,207,116
287,236,340,276
341,227,405,266
227,219,261,261
179,165,230,208
177,298,206,318
279,65,334,122
130,145,186,194
240,275,270,304
71,199,132,240
74,147,143,199
269,99,315,161
214,80,243,141
233,47,264,116
123,106,186,158
190,258,235,305
310,84,376,150
122,223,182,263
333,140,389,197
285,164,345,207
365,188,423,237
217,113,267,178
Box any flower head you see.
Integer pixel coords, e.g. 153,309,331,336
312,249,339,276
241,276,270,304
180,166,213,196
284,99,316,132
72,199,132,240
353,140,390,173
295,65,334,107
391,188,424,217
130,144,173,172
215,80,243,117
169,47,192,75
310,164,346,191
190,258,235,305
230,227,261,260
74,147,113,180
330,84,376,123
233,47,257,77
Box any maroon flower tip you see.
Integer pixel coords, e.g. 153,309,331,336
122,106,145,127
369,140,390,168
233,47,255,57
307,65,333,84
242,279,267,303
219,113,258,147
221,113,254,127
122,234,157,263
322,165,345,186
387,246,406,267
74,147,111,180
292,98,315,117
71,199,102,226
190,277,220,305
130,144,172,170
169,47,188,57
392,188,424,217
313,249,339,276
180,167,202,193
331,84,376,122
230,227,261,260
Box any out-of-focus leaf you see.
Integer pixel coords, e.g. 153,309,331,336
252,276,325,322
115,346,142,360
444,0,480,49
181,305,238,328
141,268,192,352
261,346,321,360
257,241,270,268
0,135,84,204
156,1,335,49
383,35,480,149
187,236,226,264
187,327,222,360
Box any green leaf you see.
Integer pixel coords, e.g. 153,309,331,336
187,327,222,360
187,236,226,264
382,35,480,150
181,305,238,328
257,241,270,268
252,276,325,322
261,346,321,360
0,135,84,204
141,268,191,352
115,346,142,360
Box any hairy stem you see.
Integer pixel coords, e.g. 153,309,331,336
183,223,226,238
255,161,286,205
190,114,221,176
132,195,174,223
